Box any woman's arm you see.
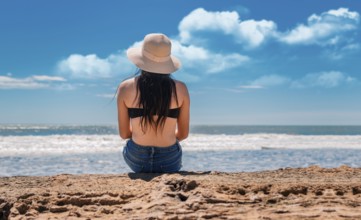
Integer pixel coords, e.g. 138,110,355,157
117,83,132,139
176,82,190,141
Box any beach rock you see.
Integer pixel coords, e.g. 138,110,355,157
14,202,28,215
50,205,68,213
0,202,12,219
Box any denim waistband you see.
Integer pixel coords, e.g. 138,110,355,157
127,139,180,153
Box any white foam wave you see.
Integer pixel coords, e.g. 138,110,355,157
0,125,53,130
0,134,360,156
0,135,125,156
183,134,361,150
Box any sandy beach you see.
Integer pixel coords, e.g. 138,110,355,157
1,166,361,219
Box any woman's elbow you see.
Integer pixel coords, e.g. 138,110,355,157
177,132,189,141
179,134,188,141
119,131,131,139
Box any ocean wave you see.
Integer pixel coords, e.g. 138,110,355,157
0,134,361,156
0,125,118,136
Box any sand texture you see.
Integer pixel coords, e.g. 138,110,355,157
1,166,361,219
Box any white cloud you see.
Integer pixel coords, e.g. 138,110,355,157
178,8,277,48
179,8,239,42
179,7,359,49
238,71,356,90
127,38,249,77
133,40,249,82
291,71,356,88
237,19,277,47
53,7,360,83
280,8,359,45
31,75,66,82
0,74,69,90
248,74,290,88
56,37,249,82
226,84,263,93
0,75,48,89
208,53,249,74
172,40,249,75
327,8,359,20
57,52,134,79
235,75,290,91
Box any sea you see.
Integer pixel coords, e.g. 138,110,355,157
1,124,361,176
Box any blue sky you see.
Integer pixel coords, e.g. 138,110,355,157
0,0,360,125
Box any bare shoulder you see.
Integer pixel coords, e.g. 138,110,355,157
119,77,136,89
118,78,136,91
117,77,137,99
174,79,189,95
173,79,190,107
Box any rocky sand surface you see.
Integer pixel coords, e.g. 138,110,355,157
1,166,361,219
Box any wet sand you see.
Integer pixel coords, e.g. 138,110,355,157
1,165,361,219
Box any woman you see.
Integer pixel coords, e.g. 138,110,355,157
117,33,190,173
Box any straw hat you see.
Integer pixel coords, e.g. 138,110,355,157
127,33,181,74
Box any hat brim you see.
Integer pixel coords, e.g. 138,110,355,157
127,48,181,74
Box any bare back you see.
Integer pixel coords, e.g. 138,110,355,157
117,76,190,147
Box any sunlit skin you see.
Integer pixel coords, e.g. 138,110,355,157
117,76,190,147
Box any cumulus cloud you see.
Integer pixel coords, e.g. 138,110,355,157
280,8,359,45
54,7,360,82
291,71,356,88
179,7,359,49
57,52,134,79
172,40,249,75
179,8,277,48
57,39,249,81
126,38,249,79
179,8,239,42
0,74,69,90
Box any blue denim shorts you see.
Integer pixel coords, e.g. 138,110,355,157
123,139,182,173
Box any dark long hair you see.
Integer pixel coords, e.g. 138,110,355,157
135,70,178,132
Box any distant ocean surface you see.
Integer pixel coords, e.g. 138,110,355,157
1,124,361,176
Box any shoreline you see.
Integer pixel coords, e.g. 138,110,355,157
1,166,361,219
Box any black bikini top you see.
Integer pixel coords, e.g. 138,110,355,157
128,108,180,119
